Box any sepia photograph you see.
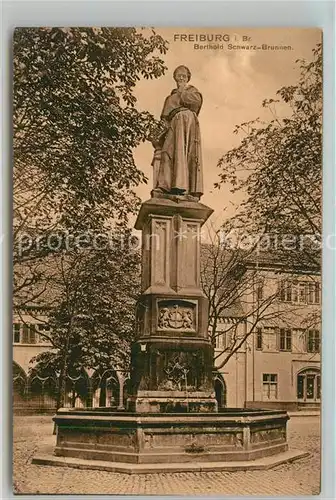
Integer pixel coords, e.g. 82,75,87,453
13,27,322,495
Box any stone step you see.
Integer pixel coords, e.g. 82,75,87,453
32,448,309,474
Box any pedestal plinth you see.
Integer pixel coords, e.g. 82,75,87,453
128,194,217,413
128,337,216,413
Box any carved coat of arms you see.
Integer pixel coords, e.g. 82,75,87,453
158,304,193,330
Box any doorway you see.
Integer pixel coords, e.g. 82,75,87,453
297,368,320,403
214,374,227,409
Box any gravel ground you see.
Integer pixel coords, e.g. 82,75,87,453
13,414,320,495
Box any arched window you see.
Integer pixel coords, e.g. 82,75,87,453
13,362,27,405
28,369,58,410
214,373,227,409
91,369,120,408
297,368,320,402
64,369,90,408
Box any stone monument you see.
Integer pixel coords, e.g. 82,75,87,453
33,66,306,473
128,65,217,414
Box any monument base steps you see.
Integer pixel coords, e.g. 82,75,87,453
33,448,309,474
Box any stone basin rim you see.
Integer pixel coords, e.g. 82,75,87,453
54,408,289,419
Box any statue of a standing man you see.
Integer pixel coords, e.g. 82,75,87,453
151,65,204,200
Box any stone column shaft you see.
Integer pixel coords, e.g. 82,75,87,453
127,195,218,413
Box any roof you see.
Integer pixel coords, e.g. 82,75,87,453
219,299,245,320
244,248,321,274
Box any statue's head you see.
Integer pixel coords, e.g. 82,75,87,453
173,65,191,85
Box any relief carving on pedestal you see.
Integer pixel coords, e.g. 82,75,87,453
157,301,196,331
157,351,204,392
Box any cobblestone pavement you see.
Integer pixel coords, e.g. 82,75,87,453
13,415,320,495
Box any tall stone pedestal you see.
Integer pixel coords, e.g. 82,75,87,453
128,194,217,413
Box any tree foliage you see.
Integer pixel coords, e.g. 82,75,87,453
14,28,167,401
13,27,167,312
29,232,140,405
215,43,322,266
14,27,168,231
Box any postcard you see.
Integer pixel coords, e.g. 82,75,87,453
13,27,322,495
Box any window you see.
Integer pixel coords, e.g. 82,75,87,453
256,328,262,350
215,332,222,349
297,369,320,401
13,322,48,344
299,282,306,303
20,323,37,344
13,323,21,344
307,283,315,304
292,284,298,303
28,325,37,344
279,328,292,351
279,282,291,302
279,280,320,304
36,324,51,343
215,330,232,350
256,282,264,301
21,324,29,343
297,374,304,399
317,374,321,399
262,373,278,400
307,330,320,353
262,326,277,351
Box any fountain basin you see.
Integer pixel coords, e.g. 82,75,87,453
51,408,289,464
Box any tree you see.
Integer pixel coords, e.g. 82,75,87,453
13,28,168,409
13,27,168,302
28,229,141,408
201,223,319,371
215,43,322,267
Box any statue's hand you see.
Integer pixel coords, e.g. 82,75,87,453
177,82,187,93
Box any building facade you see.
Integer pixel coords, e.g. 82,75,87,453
13,256,321,413
13,307,129,413
214,257,321,411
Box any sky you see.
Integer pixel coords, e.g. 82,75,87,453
132,27,321,230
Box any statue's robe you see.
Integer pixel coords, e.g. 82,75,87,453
156,85,204,197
